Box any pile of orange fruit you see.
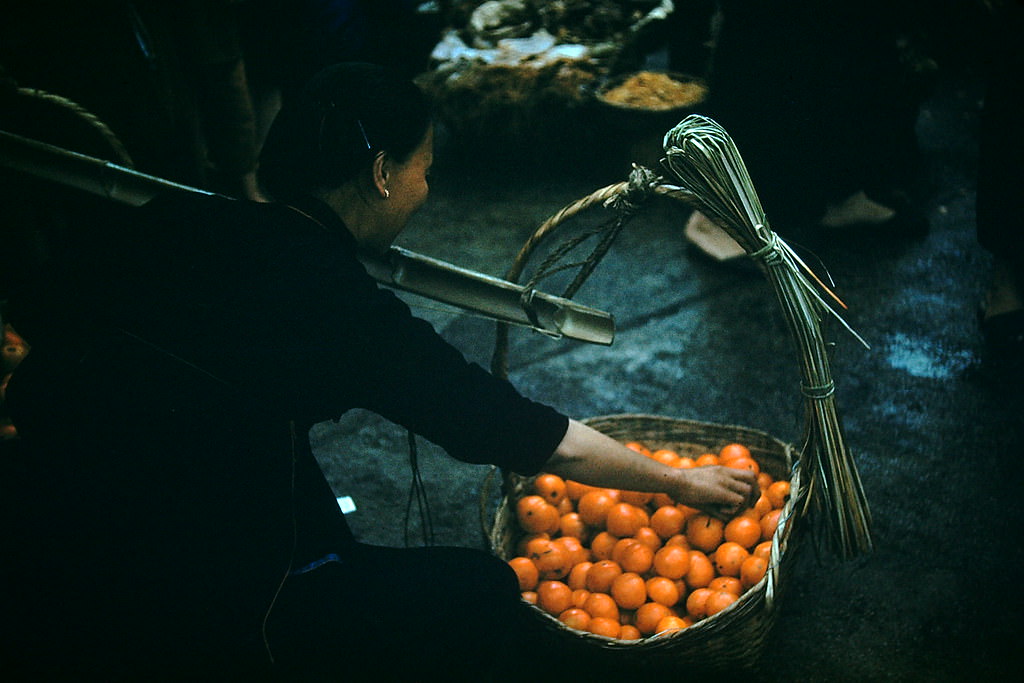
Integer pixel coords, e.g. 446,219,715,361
506,441,790,641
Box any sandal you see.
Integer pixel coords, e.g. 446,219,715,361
819,189,928,239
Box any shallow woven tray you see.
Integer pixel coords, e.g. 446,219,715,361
488,414,802,670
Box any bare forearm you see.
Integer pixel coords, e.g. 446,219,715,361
545,419,677,493
544,419,757,518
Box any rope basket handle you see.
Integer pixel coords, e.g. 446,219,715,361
493,179,627,380
481,173,701,540
490,169,695,379
484,116,873,560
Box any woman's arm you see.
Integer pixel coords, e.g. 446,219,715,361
544,419,758,520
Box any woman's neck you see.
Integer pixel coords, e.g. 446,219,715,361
312,184,379,246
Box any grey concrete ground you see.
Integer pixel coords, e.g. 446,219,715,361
309,50,1023,681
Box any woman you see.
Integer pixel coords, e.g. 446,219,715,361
3,63,755,679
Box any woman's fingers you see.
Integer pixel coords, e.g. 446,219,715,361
724,467,757,499
675,464,757,517
709,467,757,518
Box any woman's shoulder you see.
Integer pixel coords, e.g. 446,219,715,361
141,191,292,225
137,192,346,249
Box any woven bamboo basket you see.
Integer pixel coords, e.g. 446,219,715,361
488,415,801,671
484,115,870,671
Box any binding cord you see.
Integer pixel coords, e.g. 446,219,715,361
518,198,631,327
403,430,435,547
518,165,656,321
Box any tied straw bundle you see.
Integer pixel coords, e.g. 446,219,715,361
661,114,873,559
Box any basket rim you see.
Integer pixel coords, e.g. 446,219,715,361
580,412,793,440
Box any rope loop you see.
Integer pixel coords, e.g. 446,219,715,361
800,380,836,400
748,226,784,266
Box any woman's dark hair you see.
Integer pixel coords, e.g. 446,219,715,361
258,62,431,200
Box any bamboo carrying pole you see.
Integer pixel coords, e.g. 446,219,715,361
0,129,615,345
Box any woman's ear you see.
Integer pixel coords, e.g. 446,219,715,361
371,151,389,199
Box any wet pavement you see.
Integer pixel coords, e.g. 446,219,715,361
311,55,1023,681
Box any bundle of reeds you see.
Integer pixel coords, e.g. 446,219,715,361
660,114,873,559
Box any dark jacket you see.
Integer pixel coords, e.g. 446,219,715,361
3,191,567,675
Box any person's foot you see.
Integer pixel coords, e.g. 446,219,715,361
819,188,929,238
684,210,745,261
819,190,896,228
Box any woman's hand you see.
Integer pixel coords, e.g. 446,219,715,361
672,464,759,520
544,419,758,520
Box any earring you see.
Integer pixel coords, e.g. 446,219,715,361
384,188,390,199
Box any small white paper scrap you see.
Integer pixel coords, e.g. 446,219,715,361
336,496,356,514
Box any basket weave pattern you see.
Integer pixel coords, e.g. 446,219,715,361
489,415,802,668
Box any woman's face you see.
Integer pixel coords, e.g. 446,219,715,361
375,126,433,251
